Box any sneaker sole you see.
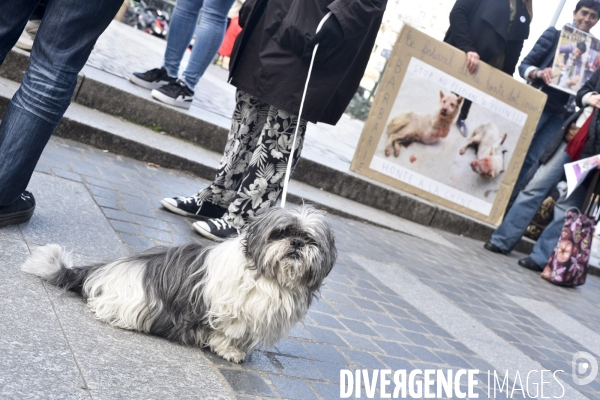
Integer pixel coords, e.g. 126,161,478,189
151,89,193,109
160,199,211,220
192,222,226,242
0,205,35,228
129,74,172,90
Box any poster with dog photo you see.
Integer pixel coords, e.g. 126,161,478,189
549,25,600,96
351,25,547,225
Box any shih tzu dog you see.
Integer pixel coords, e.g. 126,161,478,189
21,204,336,363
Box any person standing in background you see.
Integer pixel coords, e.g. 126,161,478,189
130,0,237,109
444,0,533,137
514,0,600,192
216,0,245,70
160,0,388,242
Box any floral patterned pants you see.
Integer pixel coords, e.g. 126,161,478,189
196,90,307,229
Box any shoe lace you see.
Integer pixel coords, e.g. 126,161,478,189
212,218,233,231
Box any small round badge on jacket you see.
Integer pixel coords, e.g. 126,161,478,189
520,16,526,23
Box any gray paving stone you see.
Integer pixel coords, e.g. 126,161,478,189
307,312,346,330
342,349,386,369
219,370,274,397
118,233,154,249
23,173,127,261
93,195,121,210
304,343,347,364
269,375,317,400
402,331,437,347
109,220,139,235
340,333,382,353
274,356,323,380
304,326,347,347
102,208,139,223
372,340,413,359
274,339,313,360
348,296,384,312
338,318,377,337
311,361,347,383
310,382,340,400
403,344,444,364
52,167,83,182
243,351,279,373
0,239,88,399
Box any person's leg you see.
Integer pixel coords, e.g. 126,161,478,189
0,0,123,207
456,99,472,137
222,107,307,230
162,0,204,79
0,0,39,61
489,142,571,253
515,110,566,189
196,90,270,207
181,0,236,89
529,180,588,267
160,90,269,218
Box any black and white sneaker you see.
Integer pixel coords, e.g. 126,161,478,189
160,196,227,220
193,218,240,242
130,67,176,90
0,191,36,228
151,80,194,109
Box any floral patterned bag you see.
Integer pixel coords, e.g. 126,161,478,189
541,210,595,287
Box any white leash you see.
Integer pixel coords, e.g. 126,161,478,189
280,12,332,208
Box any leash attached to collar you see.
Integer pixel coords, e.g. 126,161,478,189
280,12,332,208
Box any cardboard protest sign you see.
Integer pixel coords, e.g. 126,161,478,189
350,25,547,225
550,25,600,96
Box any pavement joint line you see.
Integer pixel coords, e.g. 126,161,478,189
507,295,600,358
41,279,94,399
351,252,588,400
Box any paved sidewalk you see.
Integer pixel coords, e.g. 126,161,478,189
1,137,600,399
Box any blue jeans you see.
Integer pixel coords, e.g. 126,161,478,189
514,108,570,190
0,0,122,206
163,0,235,90
491,142,587,266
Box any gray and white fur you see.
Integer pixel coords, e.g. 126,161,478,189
21,204,337,363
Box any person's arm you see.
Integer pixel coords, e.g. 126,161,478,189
519,27,559,83
326,0,387,40
577,69,600,108
444,0,480,53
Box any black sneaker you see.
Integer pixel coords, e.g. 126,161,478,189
160,196,226,219
518,257,543,272
193,218,240,242
151,80,194,109
0,191,36,228
130,67,176,90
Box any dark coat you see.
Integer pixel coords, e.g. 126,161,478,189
443,0,531,75
518,27,571,115
576,69,600,160
228,0,387,125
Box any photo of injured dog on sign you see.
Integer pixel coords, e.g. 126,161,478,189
371,57,523,216
351,25,547,225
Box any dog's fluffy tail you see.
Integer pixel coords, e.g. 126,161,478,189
21,244,93,292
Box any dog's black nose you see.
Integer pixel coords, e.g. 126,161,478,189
290,238,305,248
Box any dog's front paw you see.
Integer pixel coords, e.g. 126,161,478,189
384,146,391,157
459,147,466,155
216,347,246,363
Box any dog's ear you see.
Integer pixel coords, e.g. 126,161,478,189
456,96,464,106
439,91,444,100
501,133,507,145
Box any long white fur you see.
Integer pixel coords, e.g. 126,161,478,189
197,237,310,361
21,244,72,278
83,260,150,331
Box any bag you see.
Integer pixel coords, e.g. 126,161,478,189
524,196,555,240
541,209,594,286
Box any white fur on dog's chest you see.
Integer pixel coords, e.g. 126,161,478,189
202,238,308,347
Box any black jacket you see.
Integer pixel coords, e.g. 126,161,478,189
443,0,530,75
228,0,387,125
576,69,600,160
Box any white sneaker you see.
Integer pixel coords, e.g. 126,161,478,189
151,80,194,109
